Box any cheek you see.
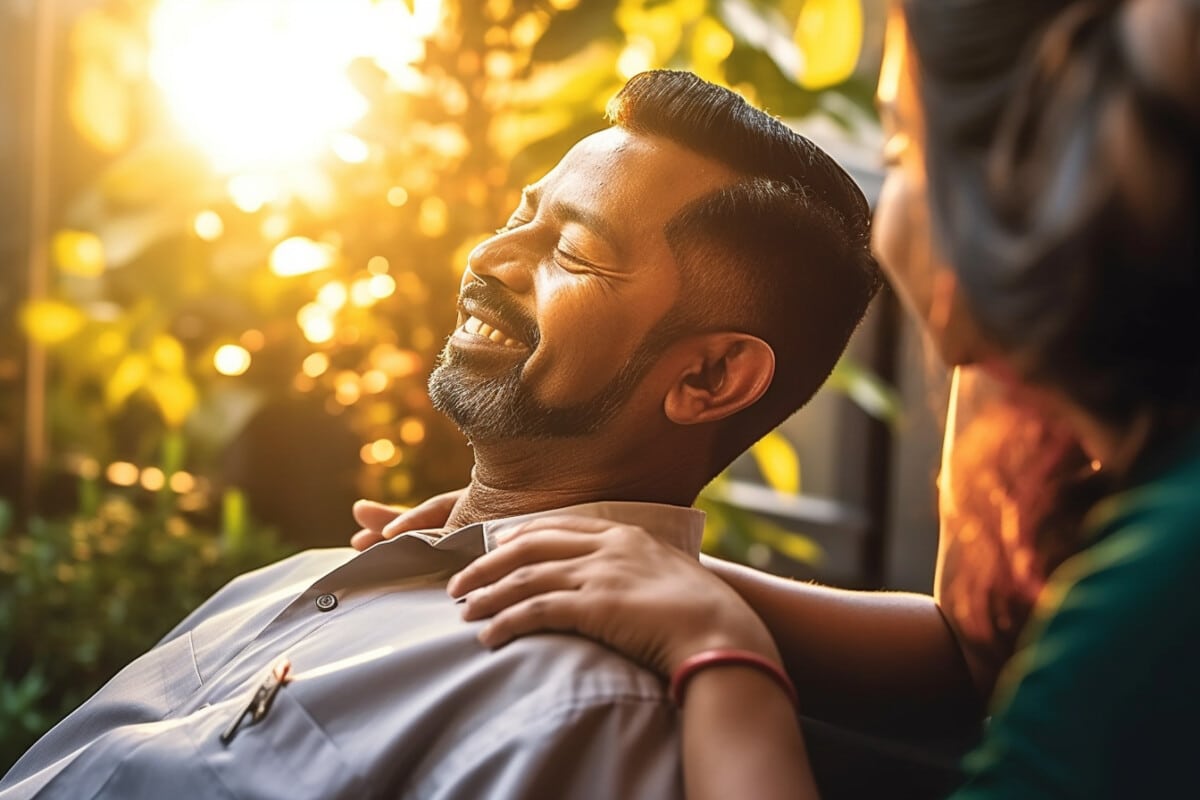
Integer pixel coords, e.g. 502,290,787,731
524,282,647,402
873,170,936,325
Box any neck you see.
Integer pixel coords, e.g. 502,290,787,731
444,437,699,529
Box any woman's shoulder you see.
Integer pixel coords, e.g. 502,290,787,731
1014,430,1200,675
1078,429,1200,573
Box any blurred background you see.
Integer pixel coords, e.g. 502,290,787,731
1,0,950,767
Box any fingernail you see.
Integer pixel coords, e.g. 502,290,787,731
477,626,496,648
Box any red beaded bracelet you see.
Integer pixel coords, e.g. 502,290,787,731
668,648,798,707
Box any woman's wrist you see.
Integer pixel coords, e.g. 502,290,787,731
668,615,780,674
670,648,797,707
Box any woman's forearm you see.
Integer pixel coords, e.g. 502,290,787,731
681,666,818,800
704,555,984,736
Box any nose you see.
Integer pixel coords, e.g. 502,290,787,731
464,231,535,295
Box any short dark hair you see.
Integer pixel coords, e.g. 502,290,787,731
606,70,881,474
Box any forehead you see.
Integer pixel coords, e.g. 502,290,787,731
876,9,924,138
534,127,742,233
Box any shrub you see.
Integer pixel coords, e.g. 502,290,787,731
0,492,294,771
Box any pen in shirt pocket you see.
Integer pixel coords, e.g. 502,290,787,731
220,657,291,745
220,647,398,744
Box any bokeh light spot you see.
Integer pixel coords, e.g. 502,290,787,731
387,186,409,207
193,210,225,241
368,274,397,299
271,237,336,276
169,471,197,493
399,417,426,445
213,344,252,376
140,467,166,491
302,352,331,378
106,461,139,486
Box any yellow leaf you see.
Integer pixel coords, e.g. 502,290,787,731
105,353,149,409
753,522,823,565
53,230,106,278
750,430,800,496
146,372,198,428
21,300,87,345
150,334,186,372
67,9,145,153
690,16,735,82
488,108,576,160
69,60,132,153
795,0,863,90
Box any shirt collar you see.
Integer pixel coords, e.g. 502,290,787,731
415,501,705,560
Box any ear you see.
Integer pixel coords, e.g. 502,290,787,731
663,333,775,425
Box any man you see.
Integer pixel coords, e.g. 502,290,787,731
0,70,878,799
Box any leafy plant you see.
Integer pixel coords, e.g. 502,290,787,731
22,0,877,530
0,492,293,771
700,358,901,569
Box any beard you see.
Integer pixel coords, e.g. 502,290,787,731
429,280,687,441
428,337,665,441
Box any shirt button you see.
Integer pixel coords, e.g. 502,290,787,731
315,593,338,612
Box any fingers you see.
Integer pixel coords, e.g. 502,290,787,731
447,529,600,598
349,489,465,549
353,500,408,532
460,558,583,622
350,527,386,551
476,590,588,648
380,489,462,539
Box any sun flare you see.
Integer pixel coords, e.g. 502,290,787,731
148,0,440,173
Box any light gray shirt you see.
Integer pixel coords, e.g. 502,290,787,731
0,501,704,800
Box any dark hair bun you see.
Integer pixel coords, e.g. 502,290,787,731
924,0,1200,429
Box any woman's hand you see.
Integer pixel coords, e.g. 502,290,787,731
349,489,464,550
447,515,780,677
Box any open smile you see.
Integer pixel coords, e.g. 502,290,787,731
452,310,530,351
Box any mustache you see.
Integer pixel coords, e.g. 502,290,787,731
458,281,540,348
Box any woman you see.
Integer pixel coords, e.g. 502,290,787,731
356,0,1200,795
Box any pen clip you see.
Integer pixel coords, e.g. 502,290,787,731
220,657,291,746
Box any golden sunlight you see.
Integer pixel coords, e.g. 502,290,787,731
148,0,442,173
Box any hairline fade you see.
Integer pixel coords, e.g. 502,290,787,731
605,69,882,476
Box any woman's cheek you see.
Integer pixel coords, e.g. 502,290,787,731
873,169,937,328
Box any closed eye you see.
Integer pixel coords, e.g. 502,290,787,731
553,246,600,273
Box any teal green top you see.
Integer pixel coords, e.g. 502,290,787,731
954,429,1200,798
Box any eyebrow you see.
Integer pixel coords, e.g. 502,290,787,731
520,185,626,260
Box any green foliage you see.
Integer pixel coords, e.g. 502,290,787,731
0,493,294,771
699,473,824,568
829,356,903,425
27,0,875,517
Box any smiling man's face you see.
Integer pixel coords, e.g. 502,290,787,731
428,127,740,441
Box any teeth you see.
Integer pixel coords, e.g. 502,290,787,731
459,315,523,348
